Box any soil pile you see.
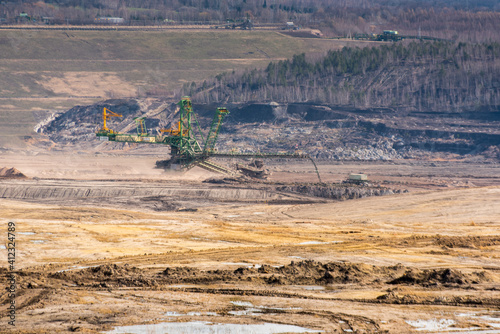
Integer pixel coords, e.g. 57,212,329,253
159,261,441,286
159,260,384,285
160,261,494,287
377,288,499,306
42,261,494,288
434,235,500,248
50,264,155,287
38,261,399,287
482,145,500,159
389,268,492,286
8,260,497,311
276,184,404,200
266,260,390,285
0,167,27,179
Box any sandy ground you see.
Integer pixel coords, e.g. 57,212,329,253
0,153,499,333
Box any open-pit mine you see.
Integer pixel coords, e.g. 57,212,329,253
0,149,499,333
1,96,500,333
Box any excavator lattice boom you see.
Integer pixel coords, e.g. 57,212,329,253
99,107,123,134
95,97,321,181
203,107,229,154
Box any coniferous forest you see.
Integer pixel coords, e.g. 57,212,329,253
3,0,499,111
180,41,500,112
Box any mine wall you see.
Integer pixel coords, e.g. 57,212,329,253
0,181,283,201
35,98,500,160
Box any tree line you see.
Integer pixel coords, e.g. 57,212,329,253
179,41,500,112
1,0,500,42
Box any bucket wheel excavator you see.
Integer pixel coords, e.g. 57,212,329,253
96,97,321,181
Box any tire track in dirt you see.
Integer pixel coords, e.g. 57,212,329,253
16,289,51,311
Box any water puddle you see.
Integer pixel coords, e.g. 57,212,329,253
30,240,46,243
406,319,456,331
299,241,326,245
187,311,219,316
164,311,183,317
228,308,263,316
0,245,5,249
229,301,262,316
18,232,36,235
451,312,500,332
104,321,320,334
162,310,220,319
229,300,302,316
231,301,254,307
301,285,325,291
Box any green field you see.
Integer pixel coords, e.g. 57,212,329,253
0,29,364,147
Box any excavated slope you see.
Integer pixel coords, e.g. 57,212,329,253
0,180,279,200
35,98,500,161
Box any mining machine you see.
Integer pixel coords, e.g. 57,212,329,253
98,107,123,134
96,97,321,181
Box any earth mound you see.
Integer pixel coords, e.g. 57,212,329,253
276,184,404,200
50,264,155,287
388,268,492,286
18,261,495,294
0,167,27,179
162,260,402,285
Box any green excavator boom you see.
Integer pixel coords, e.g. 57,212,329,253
203,107,229,154
95,96,321,181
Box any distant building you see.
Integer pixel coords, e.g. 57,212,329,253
283,21,299,30
95,17,124,24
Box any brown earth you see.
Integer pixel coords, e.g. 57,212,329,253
0,152,499,333
0,167,27,179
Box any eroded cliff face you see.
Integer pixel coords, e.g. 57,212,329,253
33,97,500,161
